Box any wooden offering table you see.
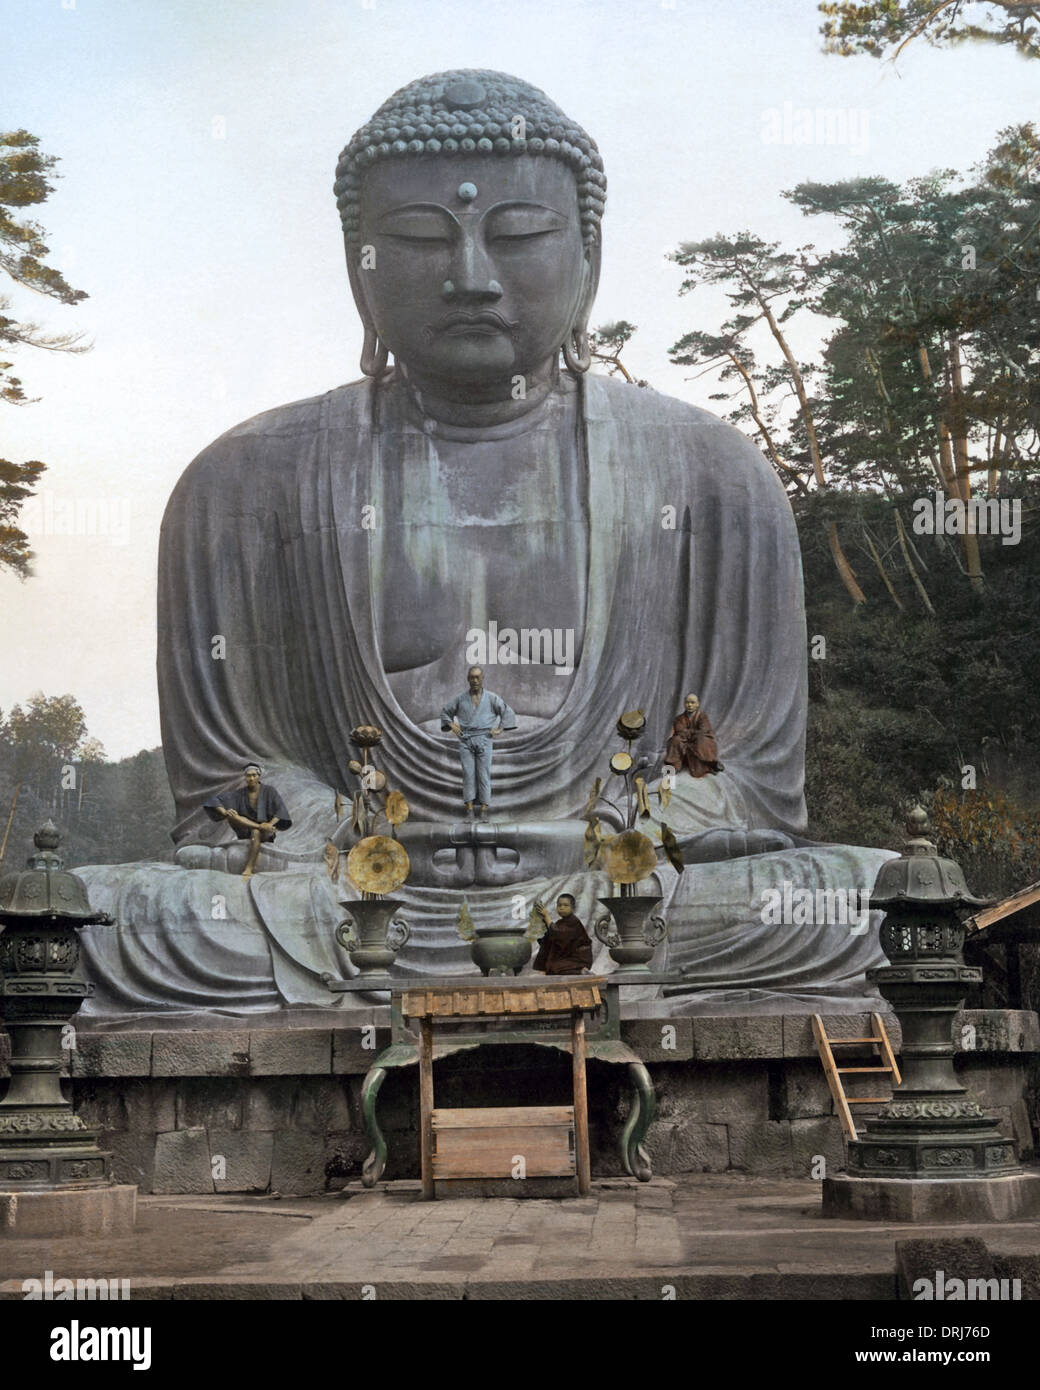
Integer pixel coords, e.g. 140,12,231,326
404,978,601,1198
360,974,658,1196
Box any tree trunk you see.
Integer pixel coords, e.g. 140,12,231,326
726,351,809,494
756,294,866,605
895,511,936,616
863,527,904,610
949,333,984,592
988,429,1002,497
918,345,958,495
918,340,983,591
827,522,865,605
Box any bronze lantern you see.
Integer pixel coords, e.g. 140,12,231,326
846,808,1016,1180
0,821,114,1188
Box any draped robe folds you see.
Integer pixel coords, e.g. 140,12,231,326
77,371,892,1018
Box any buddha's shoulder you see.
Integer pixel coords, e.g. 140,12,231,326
585,373,785,495
171,382,369,490
587,374,762,448
207,381,368,448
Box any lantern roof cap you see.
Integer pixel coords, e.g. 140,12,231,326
0,822,110,924
870,807,991,910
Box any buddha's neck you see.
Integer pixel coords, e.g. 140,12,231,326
396,357,560,429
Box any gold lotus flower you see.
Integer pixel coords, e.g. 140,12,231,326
350,725,383,749
616,709,646,741
601,829,658,885
609,750,633,775
346,835,410,895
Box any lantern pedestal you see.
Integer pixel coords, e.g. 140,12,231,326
823,1171,1040,1224
0,1184,137,1237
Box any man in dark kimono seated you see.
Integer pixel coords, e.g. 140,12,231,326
533,893,594,975
204,764,292,879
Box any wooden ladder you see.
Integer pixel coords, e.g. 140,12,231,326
812,1013,901,1141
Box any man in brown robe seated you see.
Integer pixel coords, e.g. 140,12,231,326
532,894,594,975
664,694,724,779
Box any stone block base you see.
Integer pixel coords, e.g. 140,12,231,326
38,1009,1036,1194
0,1183,137,1238
822,1171,1040,1223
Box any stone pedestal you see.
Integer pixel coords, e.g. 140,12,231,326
823,1171,1040,1223
0,1182,137,1237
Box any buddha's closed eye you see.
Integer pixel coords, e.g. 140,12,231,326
376,202,569,245
378,208,454,243
484,206,569,241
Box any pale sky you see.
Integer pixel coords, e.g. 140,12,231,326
1,0,1036,759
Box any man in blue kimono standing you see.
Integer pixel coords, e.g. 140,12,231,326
441,667,517,820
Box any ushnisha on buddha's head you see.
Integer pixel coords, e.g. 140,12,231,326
335,70,606,397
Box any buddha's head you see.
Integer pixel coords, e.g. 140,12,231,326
335,70,605,394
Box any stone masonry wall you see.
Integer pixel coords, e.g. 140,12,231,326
1,1010,1035,1195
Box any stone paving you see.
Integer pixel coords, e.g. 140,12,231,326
2,1174,1039,1299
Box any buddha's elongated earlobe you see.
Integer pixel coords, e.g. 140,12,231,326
347,242,390,378
563,329,591,374
562,243,600,376
360,325,389,378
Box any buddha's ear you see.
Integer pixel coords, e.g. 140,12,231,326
563,240,601,374
346,241,374,326
345,240,389,378
572,239,602,342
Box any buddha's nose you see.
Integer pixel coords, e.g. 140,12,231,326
442,232,502,301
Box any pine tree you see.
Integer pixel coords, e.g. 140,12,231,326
0,130,89,576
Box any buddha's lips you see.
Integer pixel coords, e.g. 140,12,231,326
431,310,519,335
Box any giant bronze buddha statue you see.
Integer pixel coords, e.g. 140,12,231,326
78,71,893,1017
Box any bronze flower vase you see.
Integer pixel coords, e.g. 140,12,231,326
593,895,667,972
336,898,409,977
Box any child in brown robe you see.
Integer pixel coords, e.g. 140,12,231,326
532,894,594,975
